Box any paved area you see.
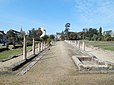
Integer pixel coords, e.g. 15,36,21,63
0,41,114,85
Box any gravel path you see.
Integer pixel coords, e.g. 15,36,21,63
0,41,114,85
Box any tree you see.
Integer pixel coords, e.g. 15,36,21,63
92,34,98,41
7,29,17,48
99,27,102,36
41,35,49,41
69,32,78,40
28,28,43,41
86,28,98,40
98,27,103,41
50,35,55,40
64,23,70,40
104,34,112,41
47,38,51,46
18,28,26,45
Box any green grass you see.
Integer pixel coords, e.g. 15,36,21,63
0,46,32,60
0,48,22,60
97,45,114,51
87,41,114,51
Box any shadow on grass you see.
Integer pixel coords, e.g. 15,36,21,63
0,48,10,52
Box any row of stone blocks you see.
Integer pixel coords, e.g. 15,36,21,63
64,40,85,51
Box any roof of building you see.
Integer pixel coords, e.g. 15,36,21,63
0,31,6,35
56,32,62,35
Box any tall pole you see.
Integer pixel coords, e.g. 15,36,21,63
23,35,27,60
32,38,35,55
38,42,41,52
83,41,85,51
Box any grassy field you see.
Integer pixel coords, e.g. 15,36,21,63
87,41,114,51
0,45,32,60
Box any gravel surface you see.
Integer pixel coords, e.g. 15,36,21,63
0,41,114,85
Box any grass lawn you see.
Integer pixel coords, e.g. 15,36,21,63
87,41,114,51
0,45,32,60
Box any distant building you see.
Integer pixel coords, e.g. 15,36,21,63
56,32,62,40
103,30,114,37
11,29,20,36
40,28,46,37
0,31,7,44
6,29,21,44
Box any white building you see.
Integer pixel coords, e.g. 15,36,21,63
40,28,46,37
103,30,114,37
56,32,62,40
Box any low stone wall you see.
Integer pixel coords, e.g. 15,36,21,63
0,54,38,72
72,56,114,73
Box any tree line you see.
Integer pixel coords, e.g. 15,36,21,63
6,28,55,49
60,27,114,41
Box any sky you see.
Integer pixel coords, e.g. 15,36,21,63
0,0,114,34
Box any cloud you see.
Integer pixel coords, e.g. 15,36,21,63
74,0,114,29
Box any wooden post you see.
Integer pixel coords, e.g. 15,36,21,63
23,35,27,60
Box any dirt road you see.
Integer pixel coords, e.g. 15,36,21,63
0,41,114,85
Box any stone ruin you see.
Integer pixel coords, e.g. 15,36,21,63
72,56,114,73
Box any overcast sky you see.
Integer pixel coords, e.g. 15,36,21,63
0,0,114,34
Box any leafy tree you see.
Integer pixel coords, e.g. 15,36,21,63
41,35,49,41
18,28,26,45
64,23,70,40
28,28,43,41
50,35,55,40
98,27,103,41
47,38,51,46
104,34,112,41
92,34,98,41
99,27,102,36
69,32,78,40
86,28,98,40
7,29,17,48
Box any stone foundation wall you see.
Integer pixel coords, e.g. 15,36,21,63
72,56,114,73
